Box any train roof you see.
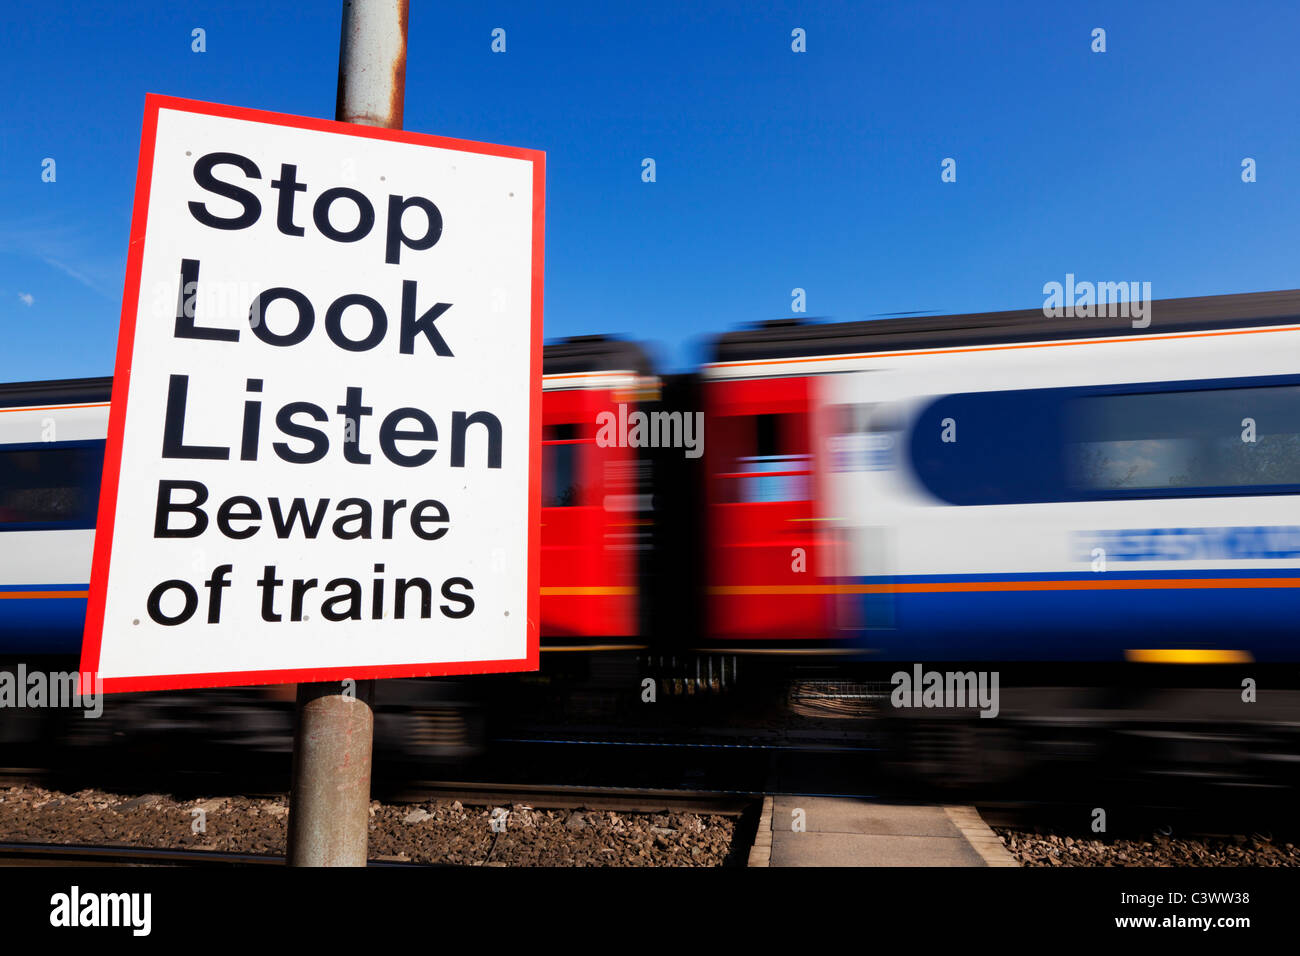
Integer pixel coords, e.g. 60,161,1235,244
0,376,112,408
542,335,653,376
3,339,653,401
709,288,1300,363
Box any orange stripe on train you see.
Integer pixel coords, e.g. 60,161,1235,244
708,578,1300,595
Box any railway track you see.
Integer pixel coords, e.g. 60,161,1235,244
0,841,435,866
383,780,756,813
0,763,770,812
493,733,877,752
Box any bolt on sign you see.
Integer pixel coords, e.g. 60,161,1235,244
82,95,544,692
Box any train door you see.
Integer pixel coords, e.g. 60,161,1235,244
540,386,640,643
704,376,830,644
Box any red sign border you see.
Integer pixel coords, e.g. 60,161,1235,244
80,93,544,693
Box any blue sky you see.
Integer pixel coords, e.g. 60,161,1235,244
2,0,1297,380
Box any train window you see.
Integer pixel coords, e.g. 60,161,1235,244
910,379,1300,505
718,413,811,502
0,441,104,530
756,414,779,458
1067,386,1300,491
542,423,581,507
735,454,811,502
826,403,899,473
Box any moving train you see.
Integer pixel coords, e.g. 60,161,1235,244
544,287,1300,666
4,288,1300,783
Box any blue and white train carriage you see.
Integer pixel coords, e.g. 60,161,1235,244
0,378,110,655
708,289,1300,664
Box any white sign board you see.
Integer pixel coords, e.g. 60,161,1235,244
83,95,543,692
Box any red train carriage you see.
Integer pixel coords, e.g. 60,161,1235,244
540,337,656,651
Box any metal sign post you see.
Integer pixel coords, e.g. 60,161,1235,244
84,0,541,869
286,0,407,868
286,680,375,866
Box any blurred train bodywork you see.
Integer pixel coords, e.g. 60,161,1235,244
4,289,1300,790
695,291,1300,792
705,290,1300,664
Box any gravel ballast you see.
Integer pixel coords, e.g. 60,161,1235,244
995,827,1300,866
0,786,743,866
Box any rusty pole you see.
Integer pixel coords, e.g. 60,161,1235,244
334,0,408,129
285,0,408,867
